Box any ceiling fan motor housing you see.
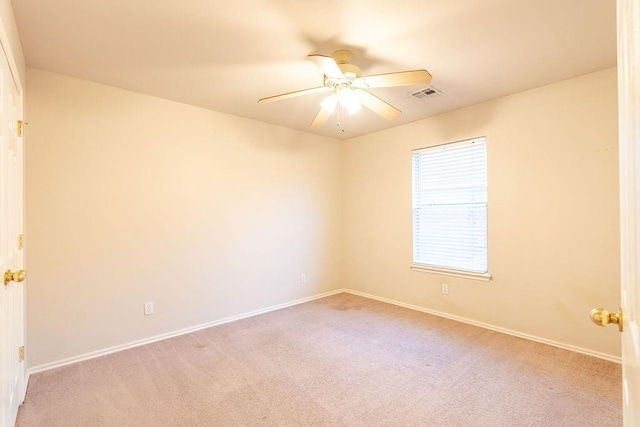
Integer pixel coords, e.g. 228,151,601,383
332,50,361,80
323,50,361,91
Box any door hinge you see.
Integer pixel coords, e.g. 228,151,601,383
17,120,27,137
18,346,24,362
18,233,24,250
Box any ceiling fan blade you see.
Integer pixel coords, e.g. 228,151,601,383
310,106,332,128
258,86,329,104
307,54,345,80
354,70,432,88
355,89,402,120
309,95,338,127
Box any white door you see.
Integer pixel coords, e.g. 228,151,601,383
0,39,25,427
618,0,640,424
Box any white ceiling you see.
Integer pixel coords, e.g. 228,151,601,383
11,0,616,140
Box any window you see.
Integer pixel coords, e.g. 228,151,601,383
411,137,489,280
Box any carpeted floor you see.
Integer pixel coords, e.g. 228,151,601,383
17,292,622,426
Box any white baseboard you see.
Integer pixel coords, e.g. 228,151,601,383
27,289,346,375
27,287,619,376
344,289,622,364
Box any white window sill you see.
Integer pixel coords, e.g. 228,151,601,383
409,264,492,282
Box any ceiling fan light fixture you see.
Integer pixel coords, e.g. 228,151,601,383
347,99,361,114
337,86,361,114
321,94,338,113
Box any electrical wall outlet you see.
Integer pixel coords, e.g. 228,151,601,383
300,274,307,284
441,284,449,295
144,302,154,316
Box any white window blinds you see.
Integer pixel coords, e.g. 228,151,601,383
412,137,488,274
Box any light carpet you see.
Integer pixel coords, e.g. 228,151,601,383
17,292,622,426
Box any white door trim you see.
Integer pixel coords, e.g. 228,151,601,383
0,6,25,427
617,0,640,424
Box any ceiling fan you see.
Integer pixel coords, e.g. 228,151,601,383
258,50,432,128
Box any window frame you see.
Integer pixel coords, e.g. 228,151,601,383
410,137,491,282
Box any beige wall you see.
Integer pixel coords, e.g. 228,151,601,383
26,66,621,367
342,68,621,358
25,68,343,366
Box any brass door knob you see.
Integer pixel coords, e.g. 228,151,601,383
4,269,26,286
590,307,623,332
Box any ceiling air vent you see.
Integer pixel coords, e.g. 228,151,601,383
410,86,442,100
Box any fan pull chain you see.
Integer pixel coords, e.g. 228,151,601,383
336,106,345,133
